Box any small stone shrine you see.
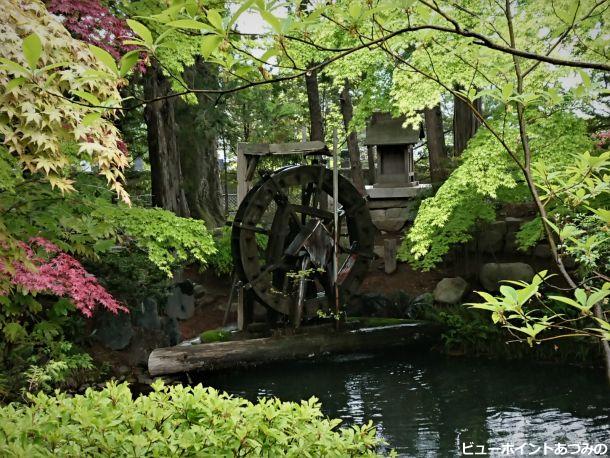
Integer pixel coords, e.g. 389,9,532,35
364,112,432,232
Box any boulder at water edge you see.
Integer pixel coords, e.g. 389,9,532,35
479,262,535,291
433,277,469,304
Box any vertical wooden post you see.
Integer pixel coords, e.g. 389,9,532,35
332,128,340,324
236,143,247,208
222,133,229,216
236,143,252,331
384,238,397,274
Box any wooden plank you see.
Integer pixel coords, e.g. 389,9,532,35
238,141,329,156
148,322,441,376
384,238,397,274
237,143,270,156
269,141,328,155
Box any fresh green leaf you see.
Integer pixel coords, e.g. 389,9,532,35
22,33,42,69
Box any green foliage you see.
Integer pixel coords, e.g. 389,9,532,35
1,177,214,399
206,226,269,276
0,1,131,201
467,149,610,347
398,126,511,268
534,150,610,278
82,248,171,307
400,113,596,269
424,304,601,364
101,203,216,276
427,306,503,355
0,294,96,402
206,227,233,276
515,218,543,251
0,381,383,456
1,175,217,278
469,271,610,344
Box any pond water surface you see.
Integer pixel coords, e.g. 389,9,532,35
203,352,610,457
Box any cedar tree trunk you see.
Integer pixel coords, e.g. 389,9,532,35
339,78,366,195
143,61,189,217
424,103,447,183
453,88,482,156
305,68,324,141
176,59,224,228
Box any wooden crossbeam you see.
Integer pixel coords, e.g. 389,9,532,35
237,141,329,156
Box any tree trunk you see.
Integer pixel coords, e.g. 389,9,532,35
143,61,189,217
339,79,366,195
453,88,482,156
305,68,324,142
424,103,447,182
176,60,224,228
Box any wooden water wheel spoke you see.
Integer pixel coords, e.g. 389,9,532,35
289,204,333,221
231,222,271,235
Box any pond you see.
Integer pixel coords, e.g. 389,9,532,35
203,352,610,457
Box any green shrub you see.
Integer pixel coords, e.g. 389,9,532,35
0,293,98,403
207,226,269,276
0,381,383,456
206,227,234,276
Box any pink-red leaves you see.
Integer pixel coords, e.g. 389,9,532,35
6,237,127,317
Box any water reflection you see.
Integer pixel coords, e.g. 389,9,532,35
202,352,610,456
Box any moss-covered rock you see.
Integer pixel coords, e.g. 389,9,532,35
200,329,231,343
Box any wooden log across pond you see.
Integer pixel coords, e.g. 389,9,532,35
148,321,441,377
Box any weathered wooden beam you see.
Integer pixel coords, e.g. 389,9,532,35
237,141,329,156
148,322,440,376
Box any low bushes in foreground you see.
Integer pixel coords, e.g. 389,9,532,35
0,381,383,457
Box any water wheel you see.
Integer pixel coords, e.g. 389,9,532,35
231,164,375,325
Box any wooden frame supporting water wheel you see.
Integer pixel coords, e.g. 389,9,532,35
231,143,375,328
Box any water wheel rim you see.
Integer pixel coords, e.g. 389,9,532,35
232,164,375,316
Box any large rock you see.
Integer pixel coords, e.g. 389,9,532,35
165,286,195,320
477,226,505,254
193,283,207,298
505,216,526,231
134,297,161,331
503,230,518,254
369,209,387,220
345,293,397,317
433,277,469,304
479,262,535,291
386,206,411,219
95,310,134,351
534,243,552,259
163,316,181,346
373,218,406,233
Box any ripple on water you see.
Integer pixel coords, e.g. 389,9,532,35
201,353,610,457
